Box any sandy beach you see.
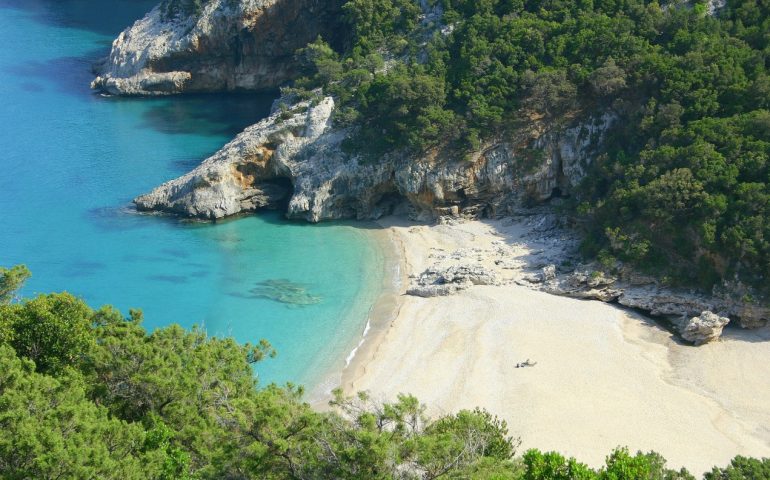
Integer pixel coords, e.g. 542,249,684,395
341,215,770,475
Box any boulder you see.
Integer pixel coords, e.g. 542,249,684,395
542,268,621,302
406,265,500,297
541,264,557,281
680,311,730,346
406,284,467,298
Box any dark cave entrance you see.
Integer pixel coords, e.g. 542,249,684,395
248,176,294,212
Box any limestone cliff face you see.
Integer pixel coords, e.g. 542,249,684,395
92,0,344,95
134,96,614,222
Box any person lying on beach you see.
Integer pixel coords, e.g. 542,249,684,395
515,359,537,368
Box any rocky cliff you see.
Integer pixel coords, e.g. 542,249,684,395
92,0,344,95
134,94,615,222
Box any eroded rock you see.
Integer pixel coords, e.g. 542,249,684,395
542,268,621,302
680,311,730,345
135,92,616,222
407,265,500,297
92,0,345,95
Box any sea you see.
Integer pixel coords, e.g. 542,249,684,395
0,0,385,388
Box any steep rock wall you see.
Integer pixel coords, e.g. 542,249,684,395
92,0,344,95
134,96,615,222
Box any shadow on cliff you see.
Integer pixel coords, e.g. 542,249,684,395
0,0,157,36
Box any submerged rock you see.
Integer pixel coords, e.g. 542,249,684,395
680,311,730,345
243,279,322,306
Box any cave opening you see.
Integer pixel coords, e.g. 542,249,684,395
373,191,409,217
264,176,294,210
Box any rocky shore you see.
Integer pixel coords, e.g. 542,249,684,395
397,208,768,343
94,3,618,221
130,89,767,341
134,90,616,223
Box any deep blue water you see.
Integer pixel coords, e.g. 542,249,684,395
0,0,383,387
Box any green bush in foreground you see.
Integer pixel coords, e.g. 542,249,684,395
0,267,768,479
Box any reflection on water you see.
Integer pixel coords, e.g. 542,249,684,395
4,53,103,97
147,274,190,285
160,247,190,259
61,260,106,278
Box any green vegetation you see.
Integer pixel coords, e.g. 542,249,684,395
0,264,30,305
289,0,770,298
1,265,769,478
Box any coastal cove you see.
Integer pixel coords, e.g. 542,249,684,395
0,1,387,388
10,0,770,476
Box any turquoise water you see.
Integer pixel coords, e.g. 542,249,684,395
0,1,384,386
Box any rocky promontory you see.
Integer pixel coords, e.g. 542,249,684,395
92,0,344,95
130,91,769,336
134,92,615,222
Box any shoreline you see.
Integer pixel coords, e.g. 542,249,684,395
338,219,411,396
338,215,770,475
306,223,405,408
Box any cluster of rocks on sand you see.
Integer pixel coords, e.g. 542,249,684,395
343,216,770,474
402,208,767,345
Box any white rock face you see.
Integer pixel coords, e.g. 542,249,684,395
135,95,615,222
135,98,770,333
92,0,344,95
524,112,617,201
136,97,348,219
680,311,730,345
707,0,727,15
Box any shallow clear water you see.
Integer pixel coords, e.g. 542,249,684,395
0,0,383,386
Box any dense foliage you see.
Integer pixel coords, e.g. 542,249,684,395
291,0,770,297
2,265,769,478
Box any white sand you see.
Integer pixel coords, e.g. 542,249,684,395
342,217,770,475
